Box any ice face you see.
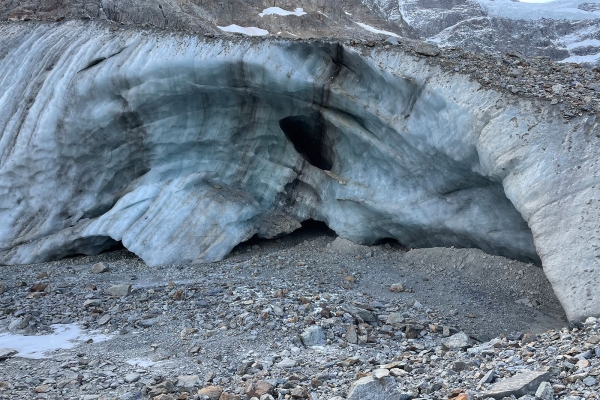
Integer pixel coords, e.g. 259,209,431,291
0,21,598,320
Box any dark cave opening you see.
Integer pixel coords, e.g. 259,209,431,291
230,219,335,256
279,115,334,171
373,237,408,251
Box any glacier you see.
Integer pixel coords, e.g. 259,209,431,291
0,21,598,320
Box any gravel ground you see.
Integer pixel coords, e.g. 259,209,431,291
2,225,598,400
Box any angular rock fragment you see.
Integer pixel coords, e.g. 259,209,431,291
90,262,109,273
442,332,471,350
534,381,554,400
0,348,17,360
347,376,406,400
300,326,326,347
108,284,132,297
482,370,552,399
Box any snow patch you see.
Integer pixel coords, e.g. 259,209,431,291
355,22,400,37
566,38,600,50
519,0,555,3
559,52,600,63
0,324,111,359
127,358,157,368
217,25,269,36
259,7,306,17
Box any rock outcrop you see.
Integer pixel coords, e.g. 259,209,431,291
0,21,598,321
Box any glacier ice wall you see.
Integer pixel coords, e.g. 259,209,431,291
0,21,598,320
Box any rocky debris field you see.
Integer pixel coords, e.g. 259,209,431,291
1,227,596,400
350,37,600,119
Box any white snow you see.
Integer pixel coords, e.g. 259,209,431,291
0,324,111,359
217,25,269,36
559,52,600,63
127,358,157,367
259,7,306,17
566,39,600,50
476,0,600,20
519,0,555,3
355,22,400,37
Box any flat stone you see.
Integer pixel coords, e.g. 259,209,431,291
97,314,111,325
124,373,140,383
373,369,390,379
90,262,109,273
341,304,377,324
83,299,101,308
277,358,296,368
482,370,552,399
108,284,132,297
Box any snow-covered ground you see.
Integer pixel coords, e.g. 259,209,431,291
217,24,269,36
354,21,400,37
0,324,111,359
476,0,600,20
259,7,306,17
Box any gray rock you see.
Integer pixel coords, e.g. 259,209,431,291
452,361,467,372
386,313,404,325
347,376,405,400
176,375,200,387
479,370,496,386
124,373,140,383
83,299,102,308
582,376,597,386
346,325,358,344
300,326,326,347
97,314,111,325
108,284,132,297
0,348,17,360
442,332,471,350
342,304,378,324
413,41,440,56
277,358,296,368
8,315,30,331
483,370,552,399
535,381,554,400
90,262,109,274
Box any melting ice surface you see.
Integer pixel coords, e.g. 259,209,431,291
0,324,111,359
259,7,306,17
355,22,400,37
217,24,269,36
476,0,600,20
